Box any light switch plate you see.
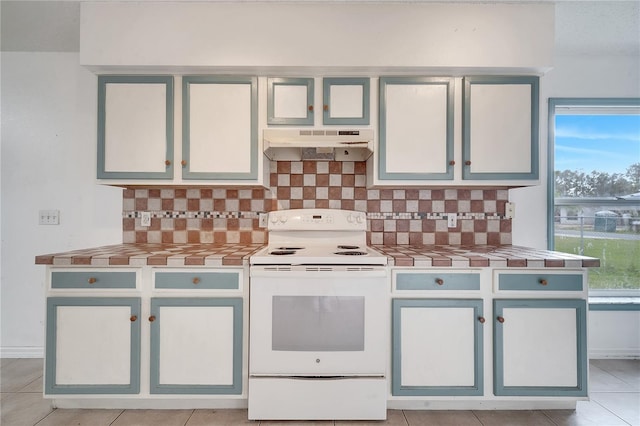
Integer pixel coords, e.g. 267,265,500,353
259,213,268,228
39,210,60,225
141,212,151,227
447,213,457,228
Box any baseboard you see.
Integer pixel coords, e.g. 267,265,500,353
589,348,640,359
1,346,45,358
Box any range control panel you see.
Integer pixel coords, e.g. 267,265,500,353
267,209,367,231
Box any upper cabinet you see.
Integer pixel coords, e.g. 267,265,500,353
267,77,371,126
378,77,454,181
97,75,174,179
267,78,314,125
462,76,539,181
322,78,370,125
371,76,540,187
182,76,258,180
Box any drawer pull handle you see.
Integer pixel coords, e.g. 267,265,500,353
308,105,314,112
478,316,486,324
87,277,97,284
497,316,505,323
465,160,472,166
323,104,329,112
130,315,138,322
181,160,187,167
435,278,444,286
192,277,200,285
449,160,455,166
149,315,156,322
165,160,171,166
539,279,548,286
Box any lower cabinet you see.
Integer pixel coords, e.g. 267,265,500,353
392,299,484,396
45,297,141,394
45,296,243,396
493,299,588,396
149,297,243,394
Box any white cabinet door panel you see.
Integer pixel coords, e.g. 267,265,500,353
188,84,252,174
401,306,475,387
386,84,448,174
158,306,235,385
469,84,531,173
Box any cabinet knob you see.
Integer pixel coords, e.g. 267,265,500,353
130,315,138,322
192,277,200,285
435,278,444,286
308,105,314,112
465,160,472,166
149,315,156,322
87,277,97,284
539,279,548,286
181,160,187,167
323,105,329,112
478,316,486,324
165,160,171,166
449,160,455,166
497,316,505,323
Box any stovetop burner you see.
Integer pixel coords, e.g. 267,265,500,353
337,245,360,250
269,250,297,255
334,251,367,256
275,247,304,250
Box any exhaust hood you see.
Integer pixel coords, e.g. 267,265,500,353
263,129,374,161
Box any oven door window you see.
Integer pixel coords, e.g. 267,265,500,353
272,296,364,351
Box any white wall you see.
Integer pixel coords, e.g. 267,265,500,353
0,52,122,357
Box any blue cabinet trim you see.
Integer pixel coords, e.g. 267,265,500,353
462,75,539,181
322,77,370,125
396,272,480,291
51,271,136,289
392,298,484,396
182,75,258,180
45,297,141,395
97,75,174,180
155,271,240,290
149,297,243,394
498,273,583,292
493,299,588,397
267,77,314,125
379,77,455,181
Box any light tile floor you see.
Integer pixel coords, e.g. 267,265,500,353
1,359,638,425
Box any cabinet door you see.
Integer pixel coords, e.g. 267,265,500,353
267,77,314,125
97,75,174,179
462,76,539,180
379,77,454,181
182,76,258,180
493,299,587,396
322,78,370,125
392,299,484,396
149,298,243,394
45,297,141,394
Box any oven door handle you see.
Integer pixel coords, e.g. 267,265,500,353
251,375,385,380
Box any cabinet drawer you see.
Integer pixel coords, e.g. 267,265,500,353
155,271,240,290
497,273,583,291
396,272,480,291
51,271,136,289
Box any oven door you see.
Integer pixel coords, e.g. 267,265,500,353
249,266,388,376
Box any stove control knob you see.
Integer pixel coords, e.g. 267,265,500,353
270,215,278,224
347,214,354,223
279,215,287,224
356,215,364,224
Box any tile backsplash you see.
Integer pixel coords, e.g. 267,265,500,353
123,161,511,245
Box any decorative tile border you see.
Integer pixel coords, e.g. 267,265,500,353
122,161,512,245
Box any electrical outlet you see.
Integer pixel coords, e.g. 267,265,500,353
447,213,457,228
141,212,151,227
39,210,60,225
259,213,268,228
505,202,515,219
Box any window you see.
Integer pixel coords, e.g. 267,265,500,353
548,99,640,295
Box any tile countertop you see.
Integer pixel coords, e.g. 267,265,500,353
372,244,600,268
36,244,600,269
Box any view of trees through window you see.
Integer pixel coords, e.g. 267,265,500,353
551,105,640,292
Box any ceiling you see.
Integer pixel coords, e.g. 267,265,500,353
1,1,639,55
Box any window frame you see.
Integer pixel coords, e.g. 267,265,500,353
547,98,640,296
